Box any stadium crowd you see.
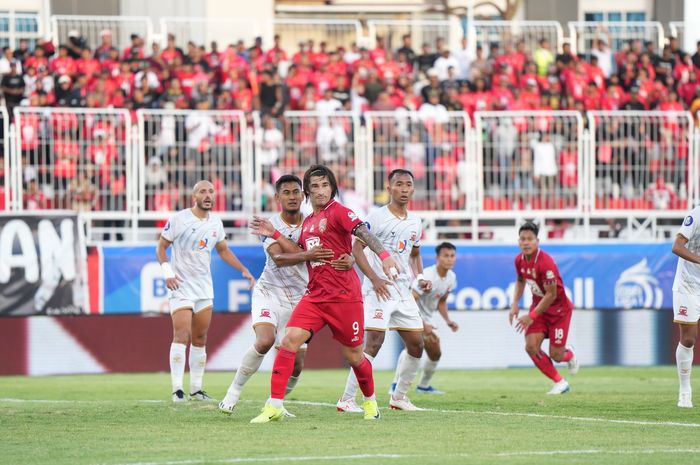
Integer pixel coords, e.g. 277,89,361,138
1,28,698,215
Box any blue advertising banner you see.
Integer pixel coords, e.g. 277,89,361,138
101,243,678,314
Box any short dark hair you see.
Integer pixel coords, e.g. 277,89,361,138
275,174,302,192
435,242,456,255
303,164,338,199
388,169,414,183
519,221,539,237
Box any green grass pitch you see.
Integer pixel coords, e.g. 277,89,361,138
2,367,698,465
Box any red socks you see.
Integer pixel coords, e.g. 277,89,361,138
560,349,574,363
270,348,296,400
351,357,375,398
529,350,563,382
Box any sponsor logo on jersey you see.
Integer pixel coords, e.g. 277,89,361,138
373,309,383,319
319,218,327,233
348,211,357,221
197,238,208,250
164,221,171,231
546,270,555,280
260,309,271,318
351,335,360,343
614,258,663,309
685,216,694,226
397,239,408,253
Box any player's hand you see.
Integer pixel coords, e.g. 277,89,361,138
242,268,255,290
330,253,355,271
508,305,520,326
515,315,533,333
371,276,393,301
381,256,402,281
305,246,335,263
249,216,275,237
165,276,182,291
418,279,432,292
447,320,459,332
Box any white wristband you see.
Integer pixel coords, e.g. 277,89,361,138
416,273,425,281
161,262,175,280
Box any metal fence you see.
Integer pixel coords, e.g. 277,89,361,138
365,111,471,213
159,17,262,50
13,108,134,221
472,20,564,56
1,107,9,210
0,11,43,49
51,15,154,51
474,111,584,216
253,111,364,213
274,19,362,52
136,109,251,220
367,19,462,55
669,21,700,53
568,21,665,57
587,111,696,214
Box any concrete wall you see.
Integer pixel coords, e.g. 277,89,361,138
525,0,578,24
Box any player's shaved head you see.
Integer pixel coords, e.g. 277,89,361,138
192,180,214,194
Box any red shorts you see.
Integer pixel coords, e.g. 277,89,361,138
525,306,572,348
287,297,364,347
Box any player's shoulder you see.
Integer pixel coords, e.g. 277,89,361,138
685,206,700,223
207,212,225,227
447,269,457,283
269,213,284,228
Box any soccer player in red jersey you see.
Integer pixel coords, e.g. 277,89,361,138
509,222,579,394
249,165,401,422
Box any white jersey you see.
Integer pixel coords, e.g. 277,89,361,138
412,265,457,321
361,205,422,291
161,209,226,300
673,206,700,295
255,213,309,304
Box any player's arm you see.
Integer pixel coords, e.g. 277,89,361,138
156,236,181,291
267,241,334,267
508,275,525,325
531,281,557,316
437,294,458,332
249,215,300,254
672,234,700,264
352,237,392,301
215,240,256,289
353,223,402,279
409,246,432,292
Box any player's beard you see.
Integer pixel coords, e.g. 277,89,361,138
197,200,213,210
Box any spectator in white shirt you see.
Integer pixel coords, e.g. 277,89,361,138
433,49,459,81
453,37,474,81
419,91,449,124
592,36,614,78
0,47,21,76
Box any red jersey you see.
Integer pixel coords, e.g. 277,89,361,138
298,199,363,302
515,249,573,313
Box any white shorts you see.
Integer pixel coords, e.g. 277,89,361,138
169,298,213,315
251,288,307,349
363,285,423,332
673,291,700,324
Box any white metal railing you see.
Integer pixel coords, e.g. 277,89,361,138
364,111,472,214
472,20,564,55
0,11,43,49
474,111,585,217
274,19,362,52
1,107,9,210
669,21,700,53
159,17,262,50
367,19,462,55
253,111,365,214
136,109,252,221
568,21,664,57
587,111,696,216
51,15,154,52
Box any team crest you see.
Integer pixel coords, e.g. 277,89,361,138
197,238,208,250
373,309,383,319
679,306,688,316
260,309,271,318
319,218,327,233
397,239,408,253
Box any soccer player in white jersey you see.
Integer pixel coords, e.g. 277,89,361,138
337,169,432,412
157,180,255,402
218,175,355,414
671,205,700,408
390,242,459,395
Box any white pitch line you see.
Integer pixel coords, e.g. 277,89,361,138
497,449,700,457
102,454,409,465
3,397,699,429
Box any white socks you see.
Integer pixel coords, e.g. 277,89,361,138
392,349,408,384
419,359,440,389
677,343,694,394
341,353,374,401
394,351,421,399
224,346,266,404
189,345,207,394
169,343,186,392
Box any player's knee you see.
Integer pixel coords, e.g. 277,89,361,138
254,337,275,354
429,349,442,361
191,333,207,347
407,340,424,358
524,343,540,356
173,329,191,345
549,349,564,362
364,339,384,357
681,335,697,348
